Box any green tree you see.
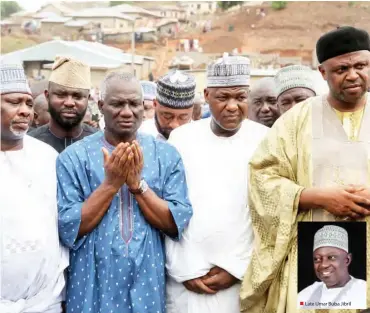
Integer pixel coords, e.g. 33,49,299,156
271,1,287,10
218,1,243,11
1,1,22,19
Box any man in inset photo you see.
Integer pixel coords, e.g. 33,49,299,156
298,225,366,309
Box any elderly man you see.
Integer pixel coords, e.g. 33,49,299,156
29,56,97,153
57,72,193,313
166,54,268,313
275,64,317,115
247,77,279,127
240,26,370,312
299,225,366,309
0,63,68,312
141,80,156,120
140,71,195,140
192,92,204,121
32,93,50,128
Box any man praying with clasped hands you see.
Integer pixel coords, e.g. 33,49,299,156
56,72,193,313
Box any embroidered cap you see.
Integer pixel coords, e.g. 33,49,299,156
156,70,196,109
141,80,157,101
274,65,316,99
313,225,348,253
49,56,91,90
0,62,32,95
207,52,251,88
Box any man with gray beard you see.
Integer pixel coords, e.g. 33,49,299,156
29,56,97,153
0,63,68,312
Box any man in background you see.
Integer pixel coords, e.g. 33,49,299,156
248,77,279,127
140,71,196,141
29,56,97,153
275,65,317,115
141,80,156,120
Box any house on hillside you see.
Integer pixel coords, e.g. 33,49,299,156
180,2,218,16
110,4,162,20
103,27,157,43
0,40,155,86
63,20,95,39
35,2,73,17
143,5,187,21
0,20,23,35
9,10,35,26
60,1,110,11
67,7,134,30
40,16,71,37
156,19,179,36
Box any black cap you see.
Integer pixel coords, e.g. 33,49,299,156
316,26,370,63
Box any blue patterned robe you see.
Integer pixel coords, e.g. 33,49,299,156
57,131,193,313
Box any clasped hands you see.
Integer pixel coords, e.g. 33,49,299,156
102,141,143,191
183,266,238,295
321,185,370,220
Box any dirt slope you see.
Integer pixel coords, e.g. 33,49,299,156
199,1,370,53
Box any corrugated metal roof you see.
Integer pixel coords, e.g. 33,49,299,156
0,40,154,69
33,12,61,19
41,16,71,23
67,7,135,21
111,4,162,18
10,10,35,17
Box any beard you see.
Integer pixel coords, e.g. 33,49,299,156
49,104,87,130
154,113,173,139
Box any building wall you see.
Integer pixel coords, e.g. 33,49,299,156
104,32,132,43
186,2,217,15
40,22,67,36
73,17,130,29
158,23,176,35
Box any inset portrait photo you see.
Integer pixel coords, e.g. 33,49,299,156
297,222,367,310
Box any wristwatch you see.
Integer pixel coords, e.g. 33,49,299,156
129,179,148,195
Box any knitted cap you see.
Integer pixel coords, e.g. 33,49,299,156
207,53,250,88
0,63,32,95
275,65,316,98
156,70,196,109
313,225,348,253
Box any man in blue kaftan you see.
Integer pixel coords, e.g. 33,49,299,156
57,72,194,313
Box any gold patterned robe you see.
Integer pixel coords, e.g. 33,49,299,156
240,95,370,313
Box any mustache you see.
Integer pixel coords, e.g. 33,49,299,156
61,109,78,114
11,119,30,124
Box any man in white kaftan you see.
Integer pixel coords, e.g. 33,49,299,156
165,53,268,313
0,63,68,313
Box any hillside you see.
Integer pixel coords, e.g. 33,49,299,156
2,1,370,77
198,1,370,53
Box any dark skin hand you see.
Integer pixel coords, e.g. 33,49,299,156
84,120,99,128
129,141,178,238
183,266,238,294
299,185,370,219
77,140,178,238
78,143,133,237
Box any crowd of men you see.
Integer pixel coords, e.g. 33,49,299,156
1,25,370,313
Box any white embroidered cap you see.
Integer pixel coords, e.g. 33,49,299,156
207,52,250,88
313,225,349,253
